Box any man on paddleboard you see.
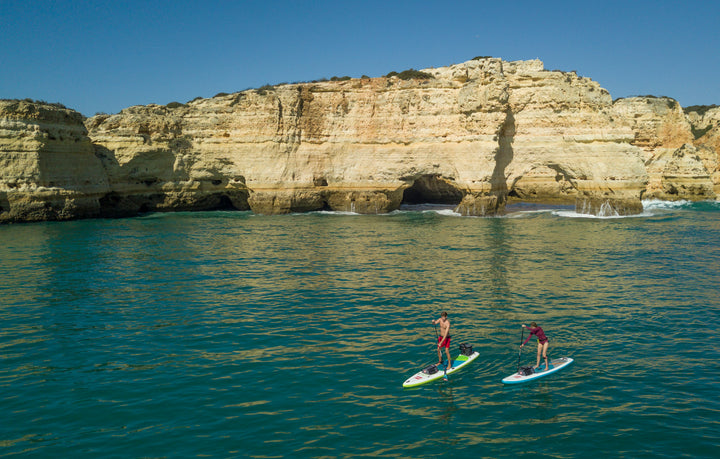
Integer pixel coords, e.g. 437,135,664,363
521,322,550,371
432,312,452,369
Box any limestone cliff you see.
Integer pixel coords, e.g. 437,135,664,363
86,105,250,217
685,105,720,196
613,97,715,200
1,57,718,223
85,58,652,218
0,100,108,222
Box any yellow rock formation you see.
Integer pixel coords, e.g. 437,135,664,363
1,58,718,223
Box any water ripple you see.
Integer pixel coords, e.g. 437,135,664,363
1,208,719,457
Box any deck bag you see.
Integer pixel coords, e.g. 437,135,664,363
519,366,535,376
422,364,438,375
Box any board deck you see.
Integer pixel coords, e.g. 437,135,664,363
501,357,573,384
403,351,479,388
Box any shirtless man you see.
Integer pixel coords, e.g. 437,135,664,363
432,312,452,369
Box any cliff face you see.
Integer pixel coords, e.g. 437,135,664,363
613,97,715,200
1,58,718,223
85,105,250,217
491,62,647,214
0,100,109,222
685,106,720,196
84,58,652,218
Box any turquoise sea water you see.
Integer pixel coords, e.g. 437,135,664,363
1,201,719,458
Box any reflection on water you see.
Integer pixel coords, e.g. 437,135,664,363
434,385,458,425
0,206,719,457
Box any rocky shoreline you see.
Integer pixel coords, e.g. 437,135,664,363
1,57,718,223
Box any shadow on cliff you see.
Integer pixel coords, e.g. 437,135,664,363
0,192,8,216
401,175,465,205
92,144,249,217
492,110,515,207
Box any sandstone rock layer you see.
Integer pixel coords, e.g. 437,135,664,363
1,58,718,223
0,100,108,222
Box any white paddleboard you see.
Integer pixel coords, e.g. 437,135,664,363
403,351,479,388
501,357,574,384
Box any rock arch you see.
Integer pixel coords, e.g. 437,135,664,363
401,174,464,205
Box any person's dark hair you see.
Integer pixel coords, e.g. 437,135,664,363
441,312,448,318
530,322,537,327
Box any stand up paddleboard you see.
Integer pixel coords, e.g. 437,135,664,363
501,357,574,384
403,347,479,388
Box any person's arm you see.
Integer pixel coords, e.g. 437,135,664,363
521,334,531,347
520,325,533,347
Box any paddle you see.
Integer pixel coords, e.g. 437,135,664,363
517,328,524,373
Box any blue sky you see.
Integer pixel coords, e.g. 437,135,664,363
2,0,718,116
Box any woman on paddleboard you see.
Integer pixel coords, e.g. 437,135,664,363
521,322,549,371
432,312,452,369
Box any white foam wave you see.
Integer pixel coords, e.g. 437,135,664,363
386,207,462,217
504,209,554,218
641,199,692,211
551,209,651,219
432,209,462,217
307,210,359,216
270,198,718,219
551,199,704,219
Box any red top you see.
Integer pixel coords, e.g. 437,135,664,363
523,326,548,345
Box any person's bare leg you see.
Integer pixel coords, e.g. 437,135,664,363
446,347,452,369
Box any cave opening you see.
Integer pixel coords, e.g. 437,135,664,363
401,175,464,206
216,195,237,210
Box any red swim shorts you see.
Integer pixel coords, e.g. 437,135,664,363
437,336,451,348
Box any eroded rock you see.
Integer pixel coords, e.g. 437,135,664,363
2,57,718,223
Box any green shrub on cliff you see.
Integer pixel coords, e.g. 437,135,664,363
256,84,275,96
684,104,719,116
691,126,713,139
15,98,68,109
384,69,434,80
398,69,434,80
614,95,678,110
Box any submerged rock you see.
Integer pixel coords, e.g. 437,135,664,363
575,197,644,217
